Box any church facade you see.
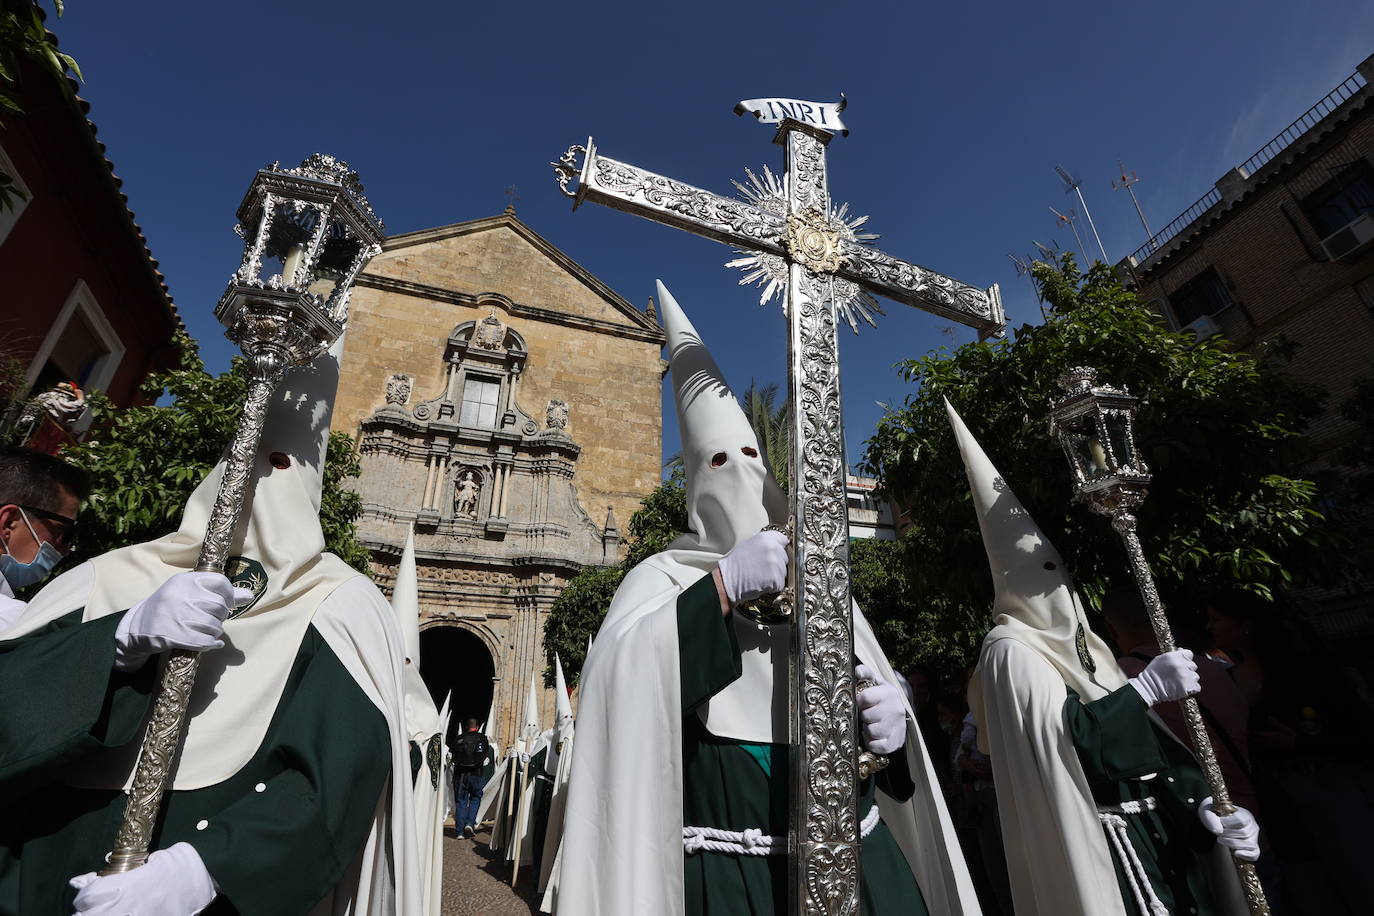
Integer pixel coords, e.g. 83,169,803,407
332,209,664,748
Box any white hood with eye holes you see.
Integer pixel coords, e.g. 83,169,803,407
658,279,787,556
649,280,790,743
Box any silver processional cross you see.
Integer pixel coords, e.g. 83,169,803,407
553,97,1005,915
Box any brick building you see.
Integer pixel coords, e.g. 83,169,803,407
332,207,664,747
0,25,180,444
1121,53,1374,638
1122,53,1374,462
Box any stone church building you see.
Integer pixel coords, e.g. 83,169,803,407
332,208,664,749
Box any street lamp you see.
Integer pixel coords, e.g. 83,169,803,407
102,154,383,874
1047,366,1270,915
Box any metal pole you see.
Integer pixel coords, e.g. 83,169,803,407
1074,185,1111,264
1111,510,1271,915
102,351,288,873
1126,184,1153,241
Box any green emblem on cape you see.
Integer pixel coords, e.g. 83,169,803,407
1075,622,1096,673
426,734,442,790
225,556,268,618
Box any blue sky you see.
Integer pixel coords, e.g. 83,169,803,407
52,0,1374,470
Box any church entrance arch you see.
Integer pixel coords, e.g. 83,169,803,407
419,624,495,744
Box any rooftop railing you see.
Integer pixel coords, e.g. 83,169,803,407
1130,69,1369,266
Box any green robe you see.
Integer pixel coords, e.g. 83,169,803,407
1066,685,1224,916
527,745,555,870
0,609,391,916
677,575,929,916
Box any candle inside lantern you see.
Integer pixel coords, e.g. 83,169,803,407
282,244,305,283
1088,438,1108,474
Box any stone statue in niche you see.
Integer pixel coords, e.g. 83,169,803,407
474,311,505,351
454,470,481,518
545,398,569,430
385,373,411,406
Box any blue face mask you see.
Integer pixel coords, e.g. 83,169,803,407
1,509,63,589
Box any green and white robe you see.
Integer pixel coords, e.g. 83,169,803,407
977,636,1246,916
555,555,980,916
0,566,420,916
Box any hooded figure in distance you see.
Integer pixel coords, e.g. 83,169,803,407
0,337,421,916
949,400,1257,916
554,282,981,916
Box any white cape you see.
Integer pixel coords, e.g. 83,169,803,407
556,557,981,916
977,634,1246,916
13,564,422,916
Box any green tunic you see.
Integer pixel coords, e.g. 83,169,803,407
1066,685,1223,916
677,575,929,916
0,608,391,916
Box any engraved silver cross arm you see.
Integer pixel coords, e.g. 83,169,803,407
554,138,1004,336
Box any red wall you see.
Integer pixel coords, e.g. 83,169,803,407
0,57,179,408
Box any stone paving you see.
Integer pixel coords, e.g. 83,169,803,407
440,825,542,916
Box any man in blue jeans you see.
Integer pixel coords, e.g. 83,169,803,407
452,719,490,838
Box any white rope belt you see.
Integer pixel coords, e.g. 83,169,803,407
683,805,881,857
1097,796,1169,916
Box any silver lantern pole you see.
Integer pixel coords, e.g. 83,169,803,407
101,155,383,874
1047,366,1270,915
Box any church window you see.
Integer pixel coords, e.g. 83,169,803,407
459,375,502,428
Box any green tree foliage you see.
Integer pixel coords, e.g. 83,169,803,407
861,254,1338,668
741,381,790,490
61,329,371,573
1,1,82,211
543,468,687,686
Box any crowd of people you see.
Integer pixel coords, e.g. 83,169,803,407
1,281,1372,916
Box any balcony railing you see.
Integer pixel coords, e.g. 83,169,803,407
1130,70,1368,266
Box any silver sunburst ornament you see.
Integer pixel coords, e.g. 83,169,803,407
724,166,884,332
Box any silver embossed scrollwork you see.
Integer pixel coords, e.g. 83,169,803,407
1110,510,1271,915
582,154,786,254
102,353,287,874
784,125,862,916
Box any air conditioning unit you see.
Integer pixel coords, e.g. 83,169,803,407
1183,314,1222,340
1320,212,1374,260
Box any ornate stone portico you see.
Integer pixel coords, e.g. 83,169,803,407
333,210,664,748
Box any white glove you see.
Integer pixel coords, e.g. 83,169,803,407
717,530,789,607
1129,649,1200,707
69,842,217,914
1197,797,1261,862
856,664,907,755
114,572,253,672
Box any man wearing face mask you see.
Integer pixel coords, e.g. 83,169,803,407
553,283,981,916
0,446,89,633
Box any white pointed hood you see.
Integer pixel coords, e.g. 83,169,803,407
657,280,787,556
483,710,502,761
392,524,422,668
946,399,1125,713
521,670,542,751
553,653,573,727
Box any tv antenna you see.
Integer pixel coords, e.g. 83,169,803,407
1112,161,1153,241
1055,165,1109,263
1009,252,1048,318
1049,205,1089,267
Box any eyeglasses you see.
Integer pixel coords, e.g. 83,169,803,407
18,504,79,548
